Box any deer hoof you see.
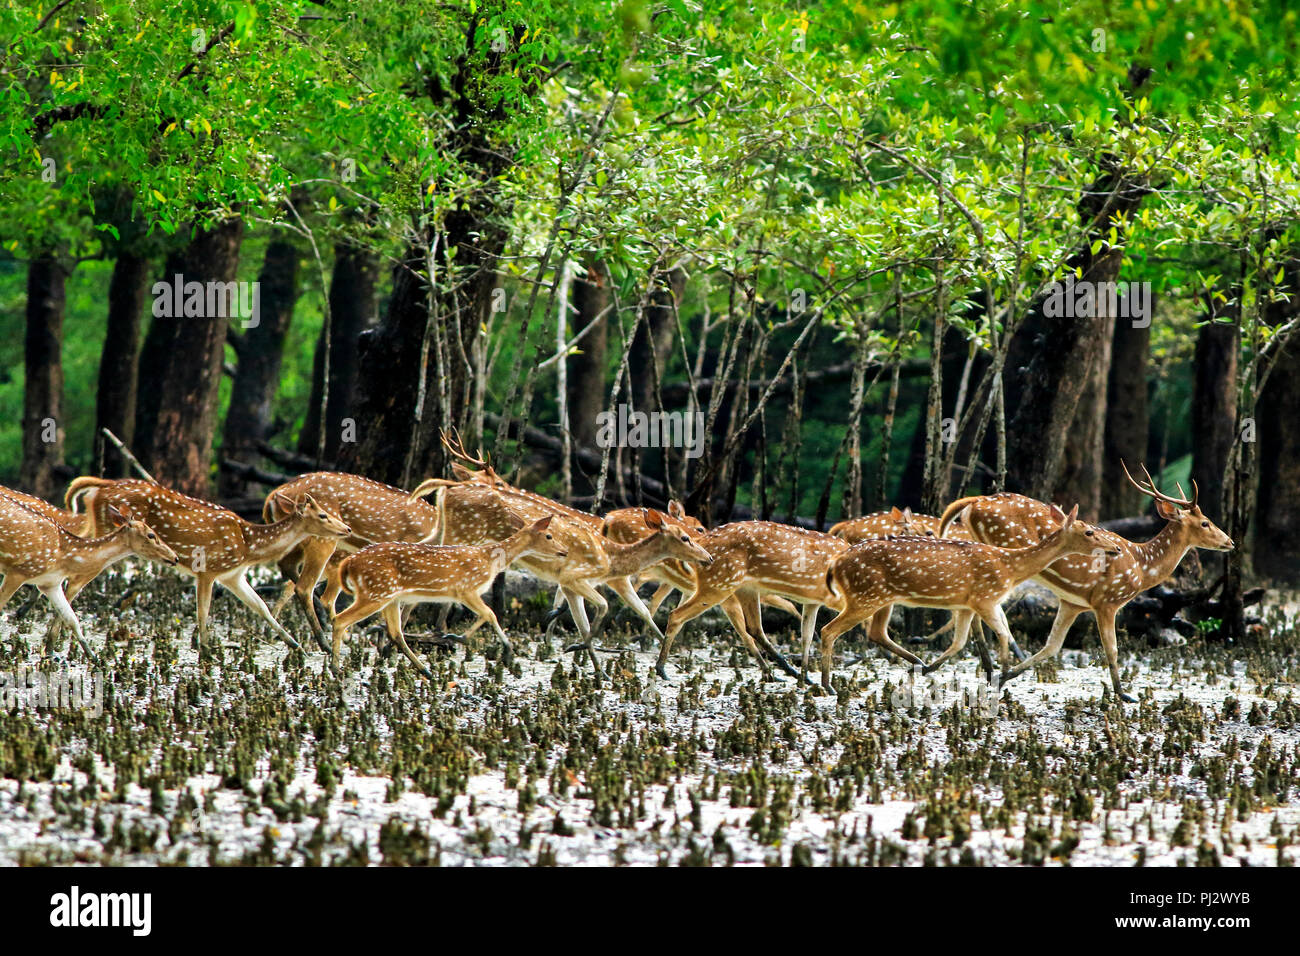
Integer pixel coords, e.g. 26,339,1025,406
1119,691,1138,704
654,663,670,681
543,607,567,628
564,641,591,654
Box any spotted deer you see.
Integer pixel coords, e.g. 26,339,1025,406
263,472,441,642
0,492,179,662
331,516,567,678
65,477,351,650
1,485,90,535
937,463,1234,701
407,482,712,674
821,505,1113,691
659,521,864,683
828,506,972,544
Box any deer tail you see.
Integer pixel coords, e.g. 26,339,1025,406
64,476,113,514
938,497,982,538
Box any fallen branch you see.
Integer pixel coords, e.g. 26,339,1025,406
100,428,156,482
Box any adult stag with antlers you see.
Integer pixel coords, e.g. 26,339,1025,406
937,463,1234,702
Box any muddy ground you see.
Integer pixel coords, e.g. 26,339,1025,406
2,567,1298,867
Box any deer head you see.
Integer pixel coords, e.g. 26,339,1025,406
107,505,181,566
1044,503,1122,558
515,514,568,559
1122,461,1234,551
646,509,713,565
275,492,352,539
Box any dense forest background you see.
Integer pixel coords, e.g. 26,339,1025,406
2,0,1299,612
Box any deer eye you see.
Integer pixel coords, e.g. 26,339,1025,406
545,533,553,540
148,533,157,540
1202,521,1209,528
1085,529,1094,536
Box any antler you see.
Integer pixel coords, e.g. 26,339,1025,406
1120,460,1195,508
440,427,490,469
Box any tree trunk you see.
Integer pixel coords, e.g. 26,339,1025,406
628,268,684,484
566,261,609,493
1005,172,1149,501
21,255,66,498
342,206,505,486
219,236,300,497
1254,258,1300,583
138,218,245,496
299,242,379,462
1056,311,1115,521
95,253,150,477
1191,320,1239,525
134,251,185,469
1101,314,1151,517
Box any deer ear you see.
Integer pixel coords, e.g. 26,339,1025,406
1155,498,1179,520
272,491,295,513
532,515,554,531
107,504,128,527
890,506,903,520
1049,503,1067,524
646,510,665,530
1065,504,1079,527
668,500,685,519
902,507,913,520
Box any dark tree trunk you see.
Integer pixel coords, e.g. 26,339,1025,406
629,268,683,419
341,17,526,487
566,261,609,491
134,251,186,467
1101,314,1151,518
138,218,245,496
1191,318,1239,525
299,243,379,463
95,252,150,477
21,255,66,498
219,236,300,497
1254,258,1300,583
342,206,504,486
1005,172,1150,501
1056,311,1115,521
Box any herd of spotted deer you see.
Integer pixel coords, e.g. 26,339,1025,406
0,431,1234,704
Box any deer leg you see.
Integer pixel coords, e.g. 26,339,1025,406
461,591,513,669
332,597,386,668
574,582,611,674
862,607,927,669
293,538,337,642
1001,602,1086,687
40,584,100,665
1096,605,1134,703
0,574,29,612
270,543,304,619
659,589,730,681
605,577,664,645
818,606,877,690
719,594,774,681
974,604,1019,683
543,587,568,632
559,584,604,675
219,572,302,651
922,609,976,674
736,590,802,681
194,575,215,648
799,604,821,687
381,601,435,681
647,582,676,617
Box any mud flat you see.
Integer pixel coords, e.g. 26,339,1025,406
2,572,1297,866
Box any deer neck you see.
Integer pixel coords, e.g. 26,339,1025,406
496,530,545,572
1002,534,1077,582
61,527,133,574
602,534,672,578
1133,521,1192,587
241,515,311,565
